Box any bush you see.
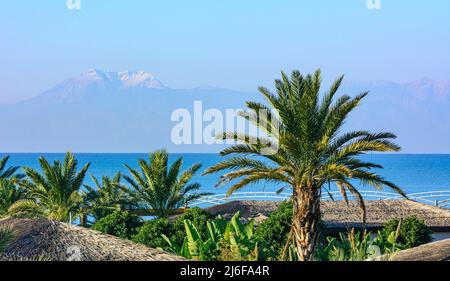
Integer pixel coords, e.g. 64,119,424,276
126,208,213,249
254,201,293,260
132,218,173,248
171,207,213,245
92,211,143,239
381,216,432,248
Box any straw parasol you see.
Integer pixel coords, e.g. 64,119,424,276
204,200,450,231
0,217,185,261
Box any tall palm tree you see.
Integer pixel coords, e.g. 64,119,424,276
0,156,23,180
204,70,405,261
13,152,90,222
0,179,29,218
82,172,130,223
123,150,210,218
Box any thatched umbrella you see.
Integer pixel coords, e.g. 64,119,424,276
0,218,185,261
389,238,450,261
204,200,450,232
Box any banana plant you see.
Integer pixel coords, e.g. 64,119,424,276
221,212,259,261
315,227,403,261
316,230,375,261
162,211,260,261
162,219,219,260
373,230,404,254
0,226,15,253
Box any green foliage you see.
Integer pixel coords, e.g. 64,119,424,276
132,218,173,249
171,208,213,245
13,152,90,222
372,229,404,255
0,157,28,219
83,172,130,223
163,211,260,261
255,201,292,260
316,230,373,261
218,212,260,261
123,150,211,218
0,179,29,218
6,199,45,219
315,228,402,261
92,210,143,239
0,156,24,180
163,219,220,261
130,208,213,250
381,216,432,248
0,226,15,253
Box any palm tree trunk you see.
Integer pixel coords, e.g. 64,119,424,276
291,186,321,261
80,213,87,227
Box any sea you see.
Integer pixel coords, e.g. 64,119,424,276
1,153,450,196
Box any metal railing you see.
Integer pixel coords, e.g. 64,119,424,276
190,190,450,209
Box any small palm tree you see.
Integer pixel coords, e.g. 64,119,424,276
82,172,130,223
0,226,15,253
123,150,210,218
0,156,23,180
204,70,405,261
12,152,90,222
0,179,29,218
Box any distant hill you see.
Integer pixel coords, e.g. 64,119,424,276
0,69,449,153
0,69,261,152
339,78,450,153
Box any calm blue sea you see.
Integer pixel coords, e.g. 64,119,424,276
1,153,450,195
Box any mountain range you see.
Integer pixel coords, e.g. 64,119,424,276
1,69,449,153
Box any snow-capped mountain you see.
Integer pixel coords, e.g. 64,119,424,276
0,69,449,153
36,69,167,103
0,69,261,152
72,69,166,89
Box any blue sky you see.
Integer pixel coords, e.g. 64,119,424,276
0,0,449,102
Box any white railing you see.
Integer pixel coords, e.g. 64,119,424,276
190,190,450,209
191,191,292,207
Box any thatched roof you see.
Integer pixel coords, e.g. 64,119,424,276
205,200,450,231
205,200,278,224
0,218,185,261
322,200,450,231
390,238,450,261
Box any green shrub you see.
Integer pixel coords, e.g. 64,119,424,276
254,201,292,260
381,216,432,248
132,218,173,248
171,207,213,245
92,211,143,239
123,208,213,250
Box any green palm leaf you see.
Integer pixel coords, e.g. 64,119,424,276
18,152,90,222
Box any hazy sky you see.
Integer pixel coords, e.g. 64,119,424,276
0,0,449,103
